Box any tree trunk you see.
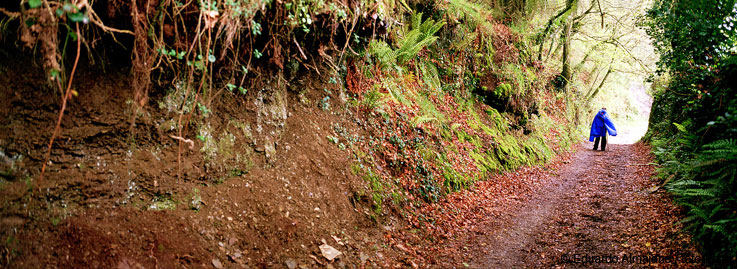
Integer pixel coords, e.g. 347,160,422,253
560,21,572,91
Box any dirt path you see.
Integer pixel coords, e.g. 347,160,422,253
472,143,592,268
415,143,701,268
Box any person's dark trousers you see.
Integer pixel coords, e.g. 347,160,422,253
593,136,607,151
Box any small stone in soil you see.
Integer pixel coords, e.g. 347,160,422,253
285,258,298,269
211,258,223,269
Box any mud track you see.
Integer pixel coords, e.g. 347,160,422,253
424,143,701,268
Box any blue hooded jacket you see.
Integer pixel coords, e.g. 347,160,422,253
589,109,617,142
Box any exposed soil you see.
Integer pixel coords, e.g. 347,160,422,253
0,53,394,268
403,143,701,268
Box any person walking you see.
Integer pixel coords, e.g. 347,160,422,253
589,108,617,151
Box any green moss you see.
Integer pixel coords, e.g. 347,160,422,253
499,63,529,96
526,135,553,162
198,120,255,182
494,83,513,100
230,120,254,141
469,150,489,175
198,123,218,161
149,195,177,210
371,192,383,215
355,165,386,215
485,107,507,130
391,191,405,205
417,146,436,162
441,164,468,192
218,132,237,160
451,125,479,150
350,163,362,175
440,124,453,140
492,134,533,169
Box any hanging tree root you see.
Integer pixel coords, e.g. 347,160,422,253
40,23,82,183
30,0,133,184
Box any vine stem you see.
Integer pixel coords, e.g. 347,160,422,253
40,23,82,184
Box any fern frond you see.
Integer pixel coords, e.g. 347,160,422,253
695,158,728,168
661,136,737,263
413,115,438,127
447,0,495,33
679,215,698,224
668,179,700,187
681,188,717,197
704,224,726,234
702,139,736,150
368,40,397,68
371,13,445,68
395,13,446,65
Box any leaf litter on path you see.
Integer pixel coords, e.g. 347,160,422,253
391,143,702,268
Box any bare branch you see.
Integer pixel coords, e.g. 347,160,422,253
572,2,597,22
537,0,576,61
596,0,604,28
586,58,615,102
